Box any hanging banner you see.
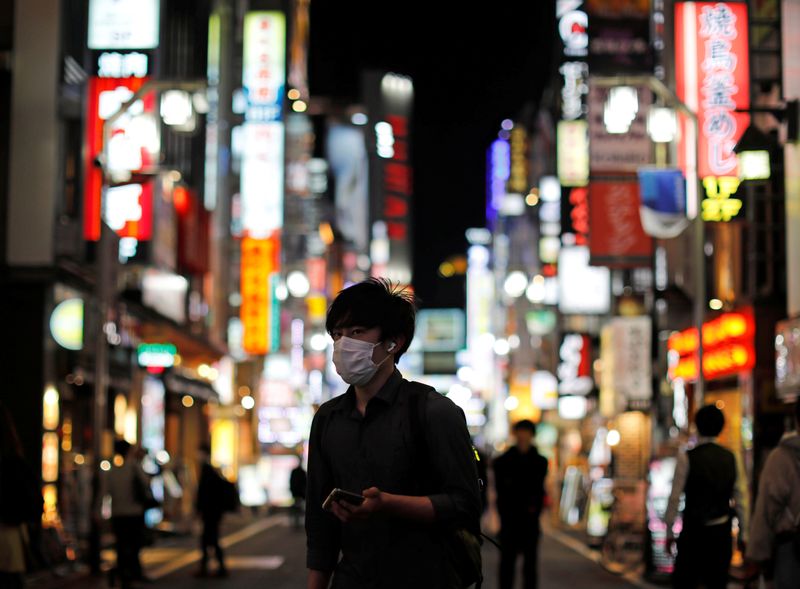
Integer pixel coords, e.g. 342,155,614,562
586,0,652,74
589,179,653,267
636,167,690,238
675,1,751,179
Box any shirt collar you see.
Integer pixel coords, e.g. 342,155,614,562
695,436,717,446
335,368,404,414
374,368,403,404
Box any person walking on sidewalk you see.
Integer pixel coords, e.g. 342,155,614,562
289,457,307,530
195,443,228,578
746,401,800,588
492,419,549,589
305,278,482,589
107,439,150,589
664,404,749,589
0,401,43,589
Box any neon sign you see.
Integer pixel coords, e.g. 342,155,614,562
675,2,750,180
701,175,742,221
668,308,756,381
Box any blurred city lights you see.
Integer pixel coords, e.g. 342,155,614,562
310,333,328,352
100,460,111,472
526,275,546,303
457,366,474,383
156,450,171,465
501,119,514,131
504,396,519,411
508,334,521,349
493,338,511,356
287,88,301,100
709,298,724,311
504,271,528,298
287,271,310,298
292,100,307,113
241,395,255,410
646,106,678,143
525,191,540,206
606,429,621,447
182,395,194,408
275,282,289,301
603,86,639,134
351,112,368,125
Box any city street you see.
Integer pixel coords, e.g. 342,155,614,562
30,512,663,589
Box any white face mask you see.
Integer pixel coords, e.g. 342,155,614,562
332,336,393,386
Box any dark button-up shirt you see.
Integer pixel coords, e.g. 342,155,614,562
305,369,482,588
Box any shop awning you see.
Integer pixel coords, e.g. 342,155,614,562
164,372,219,402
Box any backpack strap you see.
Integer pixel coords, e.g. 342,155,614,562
406,383,434,494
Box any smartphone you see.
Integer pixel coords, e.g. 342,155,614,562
322,488,365,511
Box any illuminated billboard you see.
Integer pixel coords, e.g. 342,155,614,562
675,2,750,180
241,237,280,355
241,12,285,238
83,77,156,240
668,308,756,382
88,0,160,50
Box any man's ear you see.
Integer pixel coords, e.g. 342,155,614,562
389,335,406,353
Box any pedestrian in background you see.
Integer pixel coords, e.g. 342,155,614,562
195,443,228,578
305,278,482,589
665,404,749,589
289,456,307,530
747,401,800,588
0,401,43,589
106,439,149,589
492,419,549,589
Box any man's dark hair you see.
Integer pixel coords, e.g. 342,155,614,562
513,419,537,435
325,277,417,362
695,404,725,437
199,442,211,455
114,439,132,456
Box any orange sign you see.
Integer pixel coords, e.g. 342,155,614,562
240,236,279,355
668,308,755,381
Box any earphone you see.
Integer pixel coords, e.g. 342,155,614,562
387,342,397,352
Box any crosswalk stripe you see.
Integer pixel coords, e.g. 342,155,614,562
148,515,288,579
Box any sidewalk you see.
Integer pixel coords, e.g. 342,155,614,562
25,509,279,589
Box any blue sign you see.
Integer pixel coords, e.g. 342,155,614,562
637,167,689,239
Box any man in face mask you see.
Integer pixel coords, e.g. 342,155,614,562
305,278,482,589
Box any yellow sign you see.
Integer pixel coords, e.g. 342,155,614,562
241,237,277,355
702,176,742,222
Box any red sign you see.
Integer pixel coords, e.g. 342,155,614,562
177,187,210,275
83,76,154,240
588,180,653,267
675,2,750,179
668,308,756,381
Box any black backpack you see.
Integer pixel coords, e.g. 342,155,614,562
219,474,240,513
406,384,484,589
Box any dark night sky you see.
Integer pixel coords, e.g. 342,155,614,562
308,3,557,308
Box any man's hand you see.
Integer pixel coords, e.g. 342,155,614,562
665,536,676,556
329,487,384,523
307,569,332,589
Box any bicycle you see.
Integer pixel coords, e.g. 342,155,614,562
598,489,647,575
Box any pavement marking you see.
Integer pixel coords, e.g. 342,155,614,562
148,515,288,580
543,526,661,589
224,556,285,570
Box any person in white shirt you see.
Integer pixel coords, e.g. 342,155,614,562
664,404,749,589
106,439,149,589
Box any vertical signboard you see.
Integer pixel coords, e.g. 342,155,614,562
783,0,800,317
588,180,653,266
675,2,750,180
327,125,370,253
586,0,652,74
241,12,285,355
241,236,280,355
241,11,285,238
83,76,153,240
364,72,414,285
